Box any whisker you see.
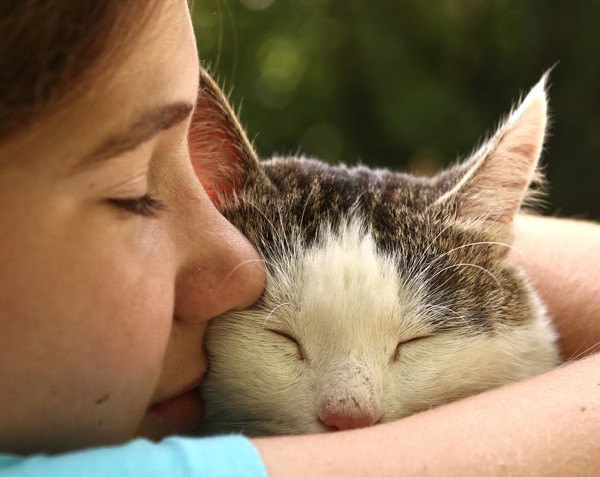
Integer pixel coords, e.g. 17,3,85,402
223,258,268,280
564,340,600,362
246,201,288,249
430,262,505,297
414,222,456,269
418,302,475,329
213,257,276,297
276,204,290,251
299,183,319,231
419,240,521,279
262,302,292,327
419,303,461,316
420,303,461,318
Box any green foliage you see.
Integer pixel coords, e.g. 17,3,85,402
193,0,600,219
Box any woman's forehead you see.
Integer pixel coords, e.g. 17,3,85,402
0,1,199,171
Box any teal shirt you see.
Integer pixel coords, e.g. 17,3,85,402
0,435,267,477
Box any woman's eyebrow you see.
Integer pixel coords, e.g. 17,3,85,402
71,101,194,173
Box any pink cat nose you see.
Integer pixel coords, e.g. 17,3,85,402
319,412,378,431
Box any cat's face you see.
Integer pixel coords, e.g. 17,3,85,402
199,179,558,436
194,70,559,436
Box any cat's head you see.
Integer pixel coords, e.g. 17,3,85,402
193,69,559,436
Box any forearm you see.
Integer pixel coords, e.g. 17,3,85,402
512,214,600,359
254,215,600,476
254,353,600,477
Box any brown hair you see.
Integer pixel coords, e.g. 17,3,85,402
0,1,161,142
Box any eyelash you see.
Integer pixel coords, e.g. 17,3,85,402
109,194,166,218
267,329,306,361
392,335,431,363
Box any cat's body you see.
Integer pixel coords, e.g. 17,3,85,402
191,69,560,436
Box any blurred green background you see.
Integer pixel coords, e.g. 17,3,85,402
191,0,599,220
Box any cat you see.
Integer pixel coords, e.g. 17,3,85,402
189,67,561,436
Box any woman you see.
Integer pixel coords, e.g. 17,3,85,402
0,1,598,475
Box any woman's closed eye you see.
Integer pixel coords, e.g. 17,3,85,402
108,194,166,218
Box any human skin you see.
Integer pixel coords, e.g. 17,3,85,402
1,0,599,473
255,354,600,477
512,215,600,360
254,215,600,476
0,0,265,453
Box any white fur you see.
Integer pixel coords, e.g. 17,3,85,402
200,218,559,435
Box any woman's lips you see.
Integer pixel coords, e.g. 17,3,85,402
149,377,205,428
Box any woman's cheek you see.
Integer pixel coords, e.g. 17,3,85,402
85,237,176,409
108,252,175,366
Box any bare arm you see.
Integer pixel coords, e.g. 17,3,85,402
513,214,600,359
254,215,600,476
255,355,600,477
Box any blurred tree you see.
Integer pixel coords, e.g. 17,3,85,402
193,0,600,220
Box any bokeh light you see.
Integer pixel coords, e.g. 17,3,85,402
193,0,600,220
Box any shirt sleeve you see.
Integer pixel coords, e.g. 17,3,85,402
0,435,267,477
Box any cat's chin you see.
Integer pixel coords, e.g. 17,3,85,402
195,70,560,438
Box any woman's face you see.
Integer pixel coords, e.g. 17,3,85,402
0,0,264,452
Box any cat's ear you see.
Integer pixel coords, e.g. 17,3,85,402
432,74,549,239
188,67,260,204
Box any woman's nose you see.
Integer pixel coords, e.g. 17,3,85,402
173,188,265,324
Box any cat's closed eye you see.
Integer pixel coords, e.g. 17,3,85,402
391,335,431,363
198,72,561,437
266,328,306,361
